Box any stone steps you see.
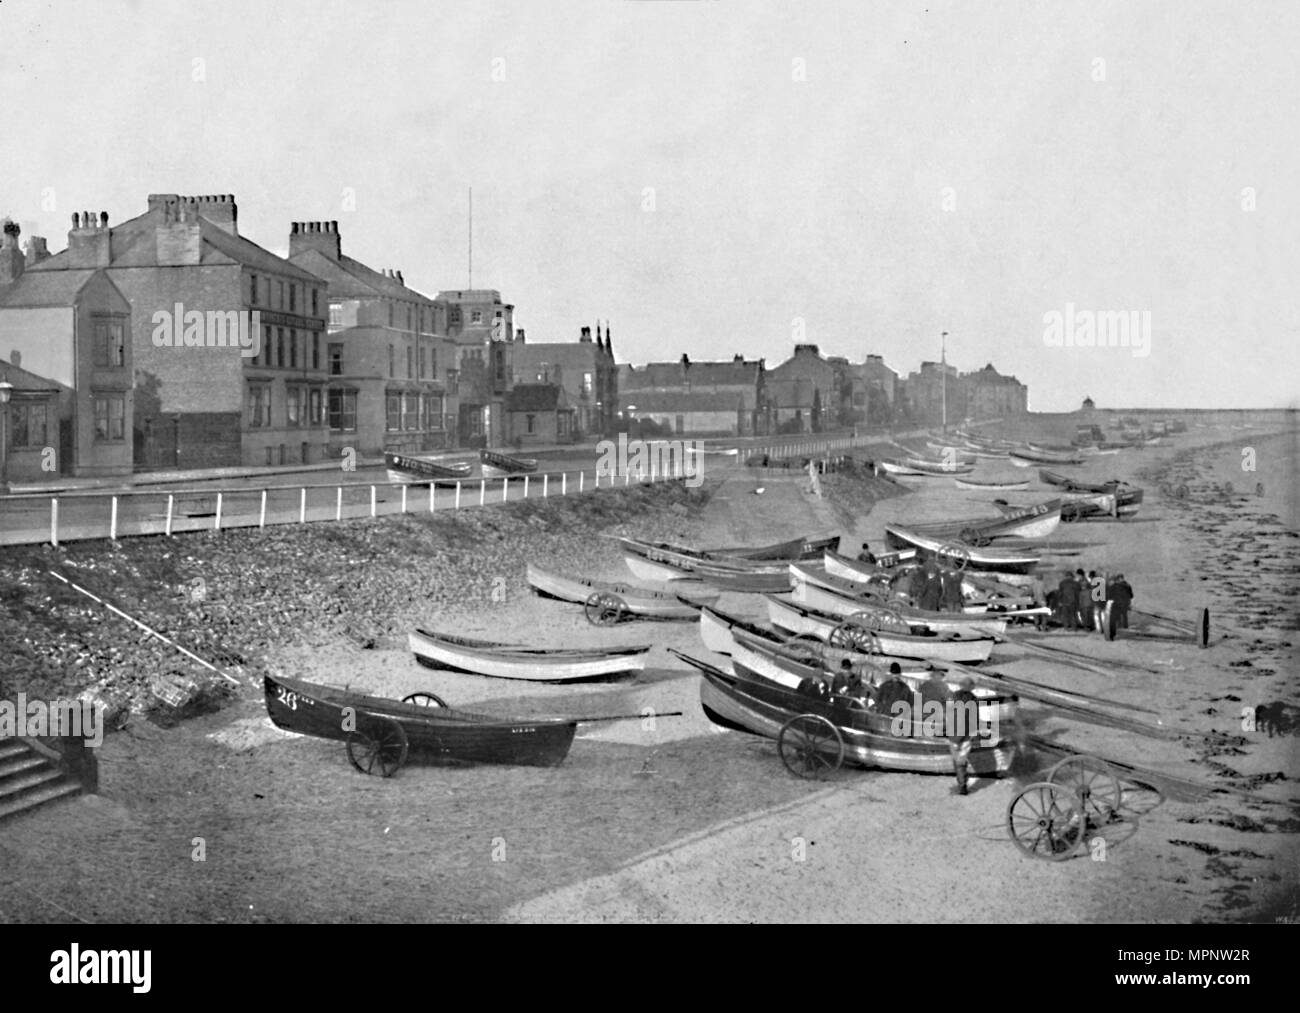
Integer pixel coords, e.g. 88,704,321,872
0,740,83,821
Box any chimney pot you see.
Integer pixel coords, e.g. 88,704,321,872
330,220,338,232
72,213,80,228
100,211,109,228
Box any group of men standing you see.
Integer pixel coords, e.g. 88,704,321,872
891,560,966,612
1035,569,1134,633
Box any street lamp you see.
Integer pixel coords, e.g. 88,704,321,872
940,331,949,432
0,381,13,495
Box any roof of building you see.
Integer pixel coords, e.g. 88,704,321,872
28,205,323,282
0,358,65,393
436,289,504,303
622,390,743,413
0,269,100,307
291,248,436,304
506,384,569,412
621,359,762,390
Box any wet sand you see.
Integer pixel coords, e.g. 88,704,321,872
1,419,1296,923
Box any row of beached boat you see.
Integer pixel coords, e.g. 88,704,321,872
267,425,1157,778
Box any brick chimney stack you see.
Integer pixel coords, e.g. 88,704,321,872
0,219,25,286
289,220,342,261
579,326,592,343
66,210,112,268
25,236,50,264
148,194,238,235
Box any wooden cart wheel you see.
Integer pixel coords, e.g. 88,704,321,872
959,527,991,547
1060,503,1081,523
584,591,628,626
937,542,970,571
1006,782,1086,861
777,714,844,780
402,692,447,708
829,620,879,656
1046,756,1122,826
850,606,911,635
346,717,409,777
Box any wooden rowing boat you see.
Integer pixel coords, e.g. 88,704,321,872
821,551,1033,609
408,628,651,682
480,449,538,477
674,651,1017,776
882,524,1042,574
954,477,1029,491
617,536,795,591
264,672,578,771
703,535,841,561
385,451,474,484
526,563,717,620
883,457,977,478
1007,447,1084,466
768,594,1001,659
896,499,1063,543
785,573,1012,637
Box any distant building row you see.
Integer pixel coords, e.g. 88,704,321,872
0,195,617,480
616,344,1027,436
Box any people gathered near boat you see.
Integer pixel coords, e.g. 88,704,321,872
1107,574,1134,630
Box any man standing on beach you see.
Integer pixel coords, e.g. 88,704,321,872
1110,574,1134,630
1057,571,1079,629
1076,569,1093,632
940,567,964,613
948,675,980,795
919,563,944,612
1029,572,1048,630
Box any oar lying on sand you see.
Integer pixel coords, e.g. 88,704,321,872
935,660,1177,741
998,633,1163,677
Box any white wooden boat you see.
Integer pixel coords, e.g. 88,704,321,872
526,564,717,620
787,579,1011,638
408,628,651,682
954,478,1029,491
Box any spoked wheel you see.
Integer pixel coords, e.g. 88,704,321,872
1060,503,1081,524
402,692,448,708
777,714,845,780
1007,782,1086,861
1046,755,1122,826
346,717,409,777
584,591,628,626
937,542,971,571
829,620,879,656
959,527,991,547
850,606,911,636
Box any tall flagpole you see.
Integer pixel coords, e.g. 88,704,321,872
941,331,948,432
468,187,473,289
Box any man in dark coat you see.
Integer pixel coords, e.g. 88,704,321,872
856,541,877,565
1057,571,1079,629
875,662,910,715
918,563,944,612
940,567,964,613
1110,574,1134,629
1076,569,1093,632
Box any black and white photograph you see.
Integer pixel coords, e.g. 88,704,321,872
0,0,1296,953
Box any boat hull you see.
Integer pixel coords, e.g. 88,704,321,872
764,596,997,662
688,658,1016,776
264,674,577,767
527,563,716,619
408,629,649,682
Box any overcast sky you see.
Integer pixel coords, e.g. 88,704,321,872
3,0,1296,409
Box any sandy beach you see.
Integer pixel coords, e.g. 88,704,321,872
0,416,1296,924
